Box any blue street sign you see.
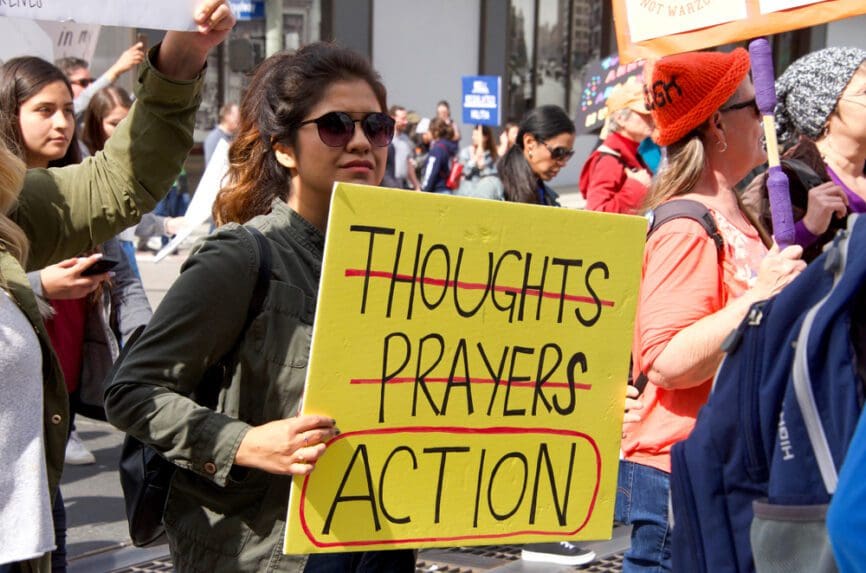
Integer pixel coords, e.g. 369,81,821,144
461,75,501,126
230,0,265,20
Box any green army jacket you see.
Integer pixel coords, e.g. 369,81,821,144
1,51,202,573
105,202,323,572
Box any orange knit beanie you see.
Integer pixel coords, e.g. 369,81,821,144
647,48,751,146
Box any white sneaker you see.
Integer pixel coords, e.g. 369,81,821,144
147,237,164,252
65,431,96,465
521,542,596,566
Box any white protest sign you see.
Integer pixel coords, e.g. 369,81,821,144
0,0,199,31
0,17,52,61
625,0,748,43
759,0,824,14
37,20,100,62
154,138,230,262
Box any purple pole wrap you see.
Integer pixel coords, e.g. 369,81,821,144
749,38,777,114
767,166,795,248
749,37,794,247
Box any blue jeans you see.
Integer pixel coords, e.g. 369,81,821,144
51,488,66,573
303,549,415,572
615,460,672,572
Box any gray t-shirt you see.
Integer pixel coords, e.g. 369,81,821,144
0,289,53,564
392,132,413,182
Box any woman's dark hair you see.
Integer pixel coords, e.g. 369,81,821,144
214,42,387,225
0,56,82,167
477,124,498,161
81,85,133,155
497,105,574,203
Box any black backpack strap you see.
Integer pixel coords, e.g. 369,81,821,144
630,200,724,396
647,199,724,256
243,226,272,332
195,226,272,408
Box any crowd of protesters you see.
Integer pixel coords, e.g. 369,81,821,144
1,1,866,571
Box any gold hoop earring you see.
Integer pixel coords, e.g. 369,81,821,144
716,138,728,153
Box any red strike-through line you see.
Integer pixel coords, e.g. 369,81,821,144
344,269,615,307
349,376,592,391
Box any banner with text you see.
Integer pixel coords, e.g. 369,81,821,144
613,0,866,62
284,184,646,553
576,56,646,135
462,76,502,127
0,0,199,31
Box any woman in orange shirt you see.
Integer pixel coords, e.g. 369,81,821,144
617,49,806,572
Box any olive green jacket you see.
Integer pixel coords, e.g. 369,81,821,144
105,202,321,572
1,51,202,572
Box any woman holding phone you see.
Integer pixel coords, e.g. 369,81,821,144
0,54,154,572
0,3,233,570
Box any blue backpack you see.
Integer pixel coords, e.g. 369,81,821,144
670,214,866,572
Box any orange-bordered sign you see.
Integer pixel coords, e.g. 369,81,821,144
613,0,866,63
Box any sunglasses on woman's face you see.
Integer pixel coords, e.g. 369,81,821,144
69,77,95,88
299,111,395,148
540,140,575,162
720,97,759,117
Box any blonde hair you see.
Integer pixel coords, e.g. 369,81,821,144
643,131,707,212
643,126,773,246
0,136,28,269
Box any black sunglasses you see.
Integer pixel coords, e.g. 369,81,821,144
298,111,395,148
541,140,575,162
720,98,759,116
70,78,95,88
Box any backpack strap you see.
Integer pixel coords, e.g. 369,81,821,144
631,200,725,395
647,199,724,257
242,226,272,334
197,226,272,407
596,144,622,159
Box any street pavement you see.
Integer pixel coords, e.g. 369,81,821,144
64,188,622,572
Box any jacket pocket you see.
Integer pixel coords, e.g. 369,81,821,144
251,281,311,367
164,469,269,558
243,280,312,422
751,499,838,573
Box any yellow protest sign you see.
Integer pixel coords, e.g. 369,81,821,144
284,184,646,554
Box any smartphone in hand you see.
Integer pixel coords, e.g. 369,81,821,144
81,256,120,277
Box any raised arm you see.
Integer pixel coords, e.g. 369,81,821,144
12,0,236,271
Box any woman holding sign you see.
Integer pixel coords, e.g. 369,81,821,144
619,49,805,571
104,43,416,572
0,2,235,572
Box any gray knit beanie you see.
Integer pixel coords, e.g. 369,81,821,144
775,46,866,144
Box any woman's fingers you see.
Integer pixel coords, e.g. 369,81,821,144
195,0,236,32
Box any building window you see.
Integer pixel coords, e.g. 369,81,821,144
507,0,536,122
506,0,610,123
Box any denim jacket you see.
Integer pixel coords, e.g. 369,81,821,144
105,201,323,572
1,49,201,573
